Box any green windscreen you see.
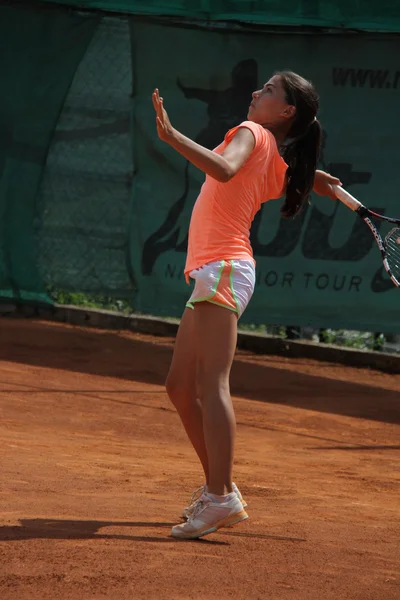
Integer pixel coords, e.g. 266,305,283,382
0,3,98,304
1,3,400,333
39,0,400,32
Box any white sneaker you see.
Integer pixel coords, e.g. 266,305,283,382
182,485,204,520
233,482,247,508
172,492,248,539
182,482,247,520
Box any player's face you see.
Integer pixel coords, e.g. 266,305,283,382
247,75,295,126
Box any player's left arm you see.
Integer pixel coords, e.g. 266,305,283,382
152,89,254,182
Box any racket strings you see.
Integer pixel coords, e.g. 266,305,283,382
385,227,400,280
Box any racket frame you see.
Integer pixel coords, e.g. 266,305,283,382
332,185,400,288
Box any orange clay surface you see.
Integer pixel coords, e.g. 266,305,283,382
0,317,399,600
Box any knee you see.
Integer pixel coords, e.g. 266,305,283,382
165,373,178,401
165,373,190,409
165,373,198,412
200,377,230,404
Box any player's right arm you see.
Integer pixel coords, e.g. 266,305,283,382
313,170,342,199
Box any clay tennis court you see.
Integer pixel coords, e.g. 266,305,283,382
0,317,399,599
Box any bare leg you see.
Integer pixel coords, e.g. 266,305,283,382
165,308,209,481
193,303,238,496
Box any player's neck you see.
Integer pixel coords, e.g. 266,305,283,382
264,123,291,148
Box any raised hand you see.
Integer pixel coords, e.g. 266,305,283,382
152,88,176,143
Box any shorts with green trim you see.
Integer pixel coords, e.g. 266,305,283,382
186,259,255,318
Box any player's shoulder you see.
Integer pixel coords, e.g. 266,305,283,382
224,121,275,154
237,121,274,144
236,120,264,133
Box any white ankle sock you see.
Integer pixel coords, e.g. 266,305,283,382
206,491,236,503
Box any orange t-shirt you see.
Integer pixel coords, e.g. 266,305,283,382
184,120,288,278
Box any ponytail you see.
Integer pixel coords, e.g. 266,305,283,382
280,119,322,219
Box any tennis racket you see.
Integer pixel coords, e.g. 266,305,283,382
333,185,400,288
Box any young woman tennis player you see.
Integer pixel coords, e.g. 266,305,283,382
152,71,341,539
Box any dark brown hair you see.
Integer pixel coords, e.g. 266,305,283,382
278,71,322,218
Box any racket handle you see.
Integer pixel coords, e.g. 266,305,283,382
332,185,363,212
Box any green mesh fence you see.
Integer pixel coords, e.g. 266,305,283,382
0,2,98,304
35,15,135,301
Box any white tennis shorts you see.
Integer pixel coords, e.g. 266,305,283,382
186,259,256,318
